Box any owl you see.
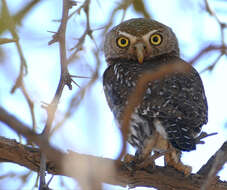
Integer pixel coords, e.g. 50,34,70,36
103,18,208,175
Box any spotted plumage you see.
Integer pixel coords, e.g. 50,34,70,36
103,18,208,174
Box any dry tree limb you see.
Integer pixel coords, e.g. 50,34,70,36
132,0,151,19
189,45,227,65
38,1,78,189
0,38,17,44
204,0,226,46
101,0,135,39
0,135,226,190
0,106,227,190
0,106,114,190
189,0,227,72
1,0,37,144
1,0,28,91
198,141,227,190
68,0,98,64
51,48,100,136
44,0,77,135
198,141,227,176
0,0,41,34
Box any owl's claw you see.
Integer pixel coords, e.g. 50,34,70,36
123,152,163,171
136,156,156,169
123,154,137,171
168,163,192,176
124,154,135,163
122,154,152,171
165,151,192,176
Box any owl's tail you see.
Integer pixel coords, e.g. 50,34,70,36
165,118,196,151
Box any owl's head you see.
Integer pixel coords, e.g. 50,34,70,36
104,18,179,64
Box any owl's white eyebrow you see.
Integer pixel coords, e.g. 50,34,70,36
118,31,137,41
143,30,159,39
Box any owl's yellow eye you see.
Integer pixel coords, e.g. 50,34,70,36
150,34,162,45
117,37,130,48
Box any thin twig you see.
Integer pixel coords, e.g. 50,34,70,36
189,45,227,65
189,0,227,72
0,38,17,44
0,0,41,34
200,53,223,73
20,82,37,132
204,0,226,47
1,0,37,144
68,0,94,63
1,0,28,90
39,0,77,189
50,48,100,136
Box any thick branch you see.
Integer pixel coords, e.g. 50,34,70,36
0,137,226,190
198,141,227,175
0,105,227,190
199,141,227,190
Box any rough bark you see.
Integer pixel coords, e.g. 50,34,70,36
0,136,226,190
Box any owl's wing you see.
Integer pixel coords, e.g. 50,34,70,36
103,65,126,120
139,59,208,151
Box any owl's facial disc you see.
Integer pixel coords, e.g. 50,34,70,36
118,31,146,64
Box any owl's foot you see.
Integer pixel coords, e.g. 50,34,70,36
123,154,137,171
123,153,156,171
137,151,163,169
123,154,135,163
136,156,155,169
123,152,163,171
164,151,192,176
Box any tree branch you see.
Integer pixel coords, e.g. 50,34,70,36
0,136,226,190
39,1,77,189
199,141,227,190
0,106,227,190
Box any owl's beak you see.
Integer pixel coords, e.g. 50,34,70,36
135,43,145,64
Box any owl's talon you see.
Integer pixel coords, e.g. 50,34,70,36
123,154,137,171
136,157,155,169
167,164,192,176
123,154,135,163
165,151,192,176
123,153,153,171
184,166,192,176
